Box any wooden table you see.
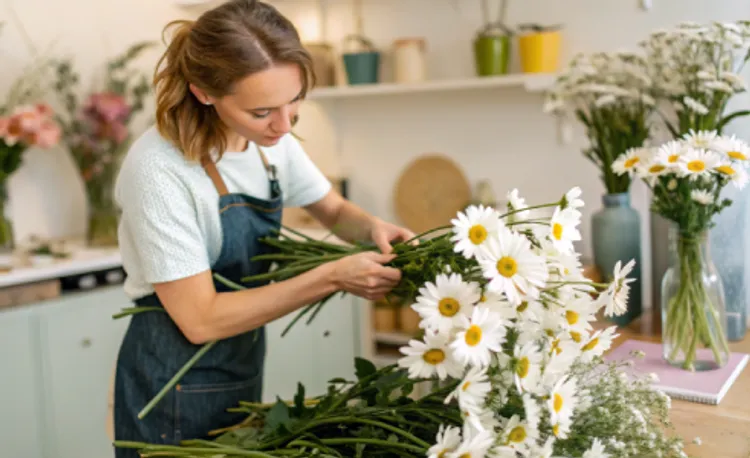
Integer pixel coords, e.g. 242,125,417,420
609,318,750,458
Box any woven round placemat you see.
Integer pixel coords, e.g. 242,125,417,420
393,154,471,234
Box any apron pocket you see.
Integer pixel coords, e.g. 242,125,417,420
174,374,262,442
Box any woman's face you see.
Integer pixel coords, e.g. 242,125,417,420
194,62,303,148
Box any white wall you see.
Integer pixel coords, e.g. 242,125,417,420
1,0,750,308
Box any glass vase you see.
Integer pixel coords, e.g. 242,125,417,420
85,176,119,247
661,225,730,371
0,183,13,252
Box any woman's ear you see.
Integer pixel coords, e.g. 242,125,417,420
188,83,214,105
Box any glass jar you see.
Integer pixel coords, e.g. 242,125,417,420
661,224,730,371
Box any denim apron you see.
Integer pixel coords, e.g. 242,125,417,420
114,146,282,456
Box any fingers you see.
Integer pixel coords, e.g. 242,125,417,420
372,231,393,254
363,251,397,264
378,266,402,282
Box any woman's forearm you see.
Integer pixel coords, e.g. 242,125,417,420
192,262,339,343
327,200,378,244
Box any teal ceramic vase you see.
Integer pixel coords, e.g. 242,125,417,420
591,192,643,325
342,51,380,85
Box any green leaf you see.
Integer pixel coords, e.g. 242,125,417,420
354,357,377,380
293,382,306,416
265,398,291,432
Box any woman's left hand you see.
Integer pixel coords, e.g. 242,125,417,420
370,219,416,254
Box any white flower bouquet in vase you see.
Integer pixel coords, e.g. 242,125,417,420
543,51,655,326
616,131,749,371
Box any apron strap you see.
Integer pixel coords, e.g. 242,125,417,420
201,144,277,197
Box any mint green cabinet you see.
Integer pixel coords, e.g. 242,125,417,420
0,307,44,458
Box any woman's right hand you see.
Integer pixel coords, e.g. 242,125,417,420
331,252,402,300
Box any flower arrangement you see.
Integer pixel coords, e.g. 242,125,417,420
640,21,750,136
615,130,748,371
115,187,688,457
544,51,655,194
52,41,153,246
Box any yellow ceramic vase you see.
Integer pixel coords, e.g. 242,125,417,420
519,30,561,73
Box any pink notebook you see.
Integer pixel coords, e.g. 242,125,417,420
605,340,749,405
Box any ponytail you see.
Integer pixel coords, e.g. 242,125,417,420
153,20,226,162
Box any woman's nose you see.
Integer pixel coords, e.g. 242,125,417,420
271,107,292,134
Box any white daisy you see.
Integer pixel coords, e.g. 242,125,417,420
549,207,582,254
548,376,579,427
637,158,670,185
598,259,635,317
398,332,463,380
612,147,646,176
447,428,494,458
445,365,492,414
428,425,462,458
451,306,506,367
654,140,687,168
583,438,611,458
514,341,544,394
562,296,597,333
579,326,619,362
506,188,531,222
690,189,714,205
501,414,538,452
562,186,584,210
682,129,718,149
715,162,750,189
461,406,501,436
715,135,750,165
477,228,549,305
413,273,481,335
451,205,503,259
529,437,557,458
551,416,573,439
678,148,722,180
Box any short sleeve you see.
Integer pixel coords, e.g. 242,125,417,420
116,155,210,284
281,135,332,208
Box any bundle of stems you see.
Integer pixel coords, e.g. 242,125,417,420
114,359,461,457
246,225,481,337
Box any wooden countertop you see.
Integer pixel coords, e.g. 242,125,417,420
609,317,750,458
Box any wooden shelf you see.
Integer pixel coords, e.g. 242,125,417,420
374,331,416,346
307,73,557,100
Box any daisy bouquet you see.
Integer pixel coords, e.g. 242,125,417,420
116,187,688,458
615,130,749,370
544,51,655,194
640,21,750,136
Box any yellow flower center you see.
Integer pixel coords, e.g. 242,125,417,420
458,454,471,458
479,294,487,302
516,356,530,378
422,349,446,365
649,164,666,174
517,301,528,313
552,222,564,240
551,338,561,355
438,298,460,317
508,426,527,443
545,329,555,338
565,310,579,325
465,325,483,347
570,331,582,343
668,154,679,163
582,337,599,351
468,224,488,245
462,381,471,391
716,165,736,176
728,150,747,161
553,393,564,413
624,157,640,168
496,256,518,278
553,424,560,437
687,160,705,172
438,452,448,458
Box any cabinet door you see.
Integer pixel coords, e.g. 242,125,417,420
38,286,132,458
263,295,362,402
0,307,44,458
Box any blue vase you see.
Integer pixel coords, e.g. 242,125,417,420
591,193,643,325
709,183,749,341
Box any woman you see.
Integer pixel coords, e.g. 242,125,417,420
112,0,414,454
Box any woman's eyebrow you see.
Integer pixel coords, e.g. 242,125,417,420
248,91,303,111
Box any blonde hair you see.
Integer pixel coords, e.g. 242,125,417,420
153,0,314,162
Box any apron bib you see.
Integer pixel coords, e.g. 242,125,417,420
113,146,282,456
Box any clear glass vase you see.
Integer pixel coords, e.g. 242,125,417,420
85,176,119,247
661,225,730,371
0,184,13,252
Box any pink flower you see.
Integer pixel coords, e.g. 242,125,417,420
34,121,62,148
84,92,130,123
0,117,8,138
3,103,62,148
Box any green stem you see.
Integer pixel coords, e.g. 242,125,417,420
112,306,166,320
137,340,217,419
317,437,426,453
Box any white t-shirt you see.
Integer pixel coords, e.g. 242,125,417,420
114,127,332,299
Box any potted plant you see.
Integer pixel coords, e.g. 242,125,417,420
517,22,563,73
473,0,513,76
